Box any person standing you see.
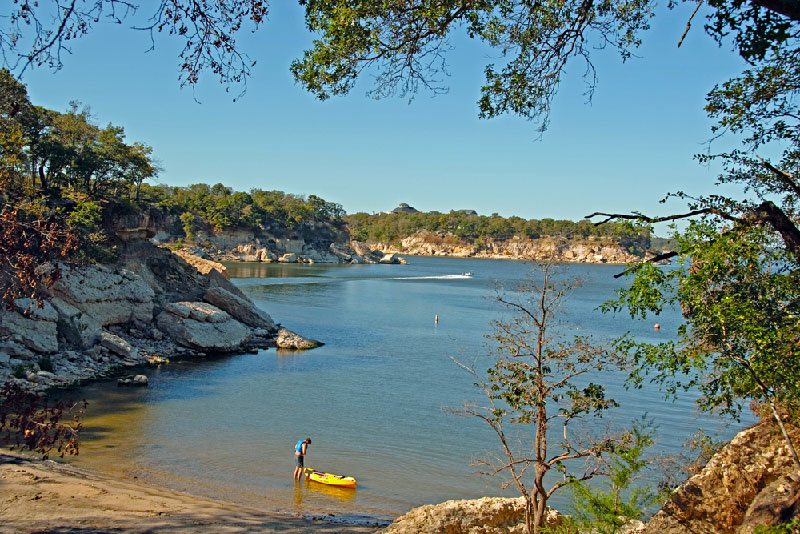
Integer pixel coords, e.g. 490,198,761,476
293,437,311,481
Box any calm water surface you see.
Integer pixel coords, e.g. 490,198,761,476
68,256,747,521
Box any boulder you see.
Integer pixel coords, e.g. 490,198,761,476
51,264,154,326
156,302,252,352
100,331,139,358
379,497,560,534
0,299,59,354
278,253,298,263
118,374,148,387
276,328,322,350
204,287,277,332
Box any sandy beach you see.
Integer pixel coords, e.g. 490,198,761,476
0,449,380,534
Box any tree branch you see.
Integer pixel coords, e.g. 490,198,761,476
678,0,704,48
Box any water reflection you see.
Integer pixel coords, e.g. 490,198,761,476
225,262,345,279
306,478,357,501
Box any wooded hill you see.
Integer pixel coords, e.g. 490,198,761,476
344,211,657,251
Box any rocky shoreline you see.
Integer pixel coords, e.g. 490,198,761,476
367,232,651,264
0,240,319,394
2,229,796,533
5,416,797,534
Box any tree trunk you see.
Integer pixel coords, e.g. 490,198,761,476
524,495,534,534
767,396,800,472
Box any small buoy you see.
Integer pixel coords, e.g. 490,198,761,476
654,324,660,330
435,314,439,324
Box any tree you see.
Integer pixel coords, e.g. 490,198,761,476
1,1,268,95
585,5,800,473
453,260,630,534
568,419,659,534
0,382,86,459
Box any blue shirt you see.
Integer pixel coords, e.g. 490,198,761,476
295,439,308,454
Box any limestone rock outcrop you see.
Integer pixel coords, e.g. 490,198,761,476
644,420,800,534
369,232,646,264
276,328,322,350
379,497,559,534
51,264,154,326
0,298,59,353
204,287,277,332
156,302,252,352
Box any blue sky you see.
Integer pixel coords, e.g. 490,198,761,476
18,2,748,222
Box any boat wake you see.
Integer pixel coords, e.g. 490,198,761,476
389,274,473,280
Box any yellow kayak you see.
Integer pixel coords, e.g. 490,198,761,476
304,467,357,488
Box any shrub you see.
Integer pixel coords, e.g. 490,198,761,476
38,356,54,373
12,364,29,379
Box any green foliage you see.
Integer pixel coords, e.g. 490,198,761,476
292,0,654,130
455,260,634,533
180,211,201,240
612,221,800,420
144,182,345,233
569,419,659,534
1,70,158,201
11,364,29,380
344,211,649,246
37,356,54,373
66,200,102,230
753,517,800,534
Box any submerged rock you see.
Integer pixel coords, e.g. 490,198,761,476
118,374,148,387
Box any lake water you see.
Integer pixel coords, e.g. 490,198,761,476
67,256,746,523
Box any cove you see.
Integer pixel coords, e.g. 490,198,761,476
66,256,748,522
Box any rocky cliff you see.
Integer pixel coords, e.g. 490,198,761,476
131,207,404,264
0,238,318,393
368,231,649,264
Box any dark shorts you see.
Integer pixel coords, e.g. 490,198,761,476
294,454,304,468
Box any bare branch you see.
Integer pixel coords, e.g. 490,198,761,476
677,0,704,48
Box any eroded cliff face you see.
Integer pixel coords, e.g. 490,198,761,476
143,211,403,264
368,232,648,264
0,238,320,393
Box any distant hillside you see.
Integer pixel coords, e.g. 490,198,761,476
344,210,652,251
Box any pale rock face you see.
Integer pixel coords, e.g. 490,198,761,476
379,497,560,534
172,249,230,279
0,299,59,354
278,253,298,263
204,287,277,332
370,232,642,264
51,264,155,326
50,297,102,349
156,302,252,352
164,302,230,323
100,331,139,358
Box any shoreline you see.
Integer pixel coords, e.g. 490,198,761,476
0,448,381,534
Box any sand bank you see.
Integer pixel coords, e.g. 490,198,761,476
0,449,378,534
